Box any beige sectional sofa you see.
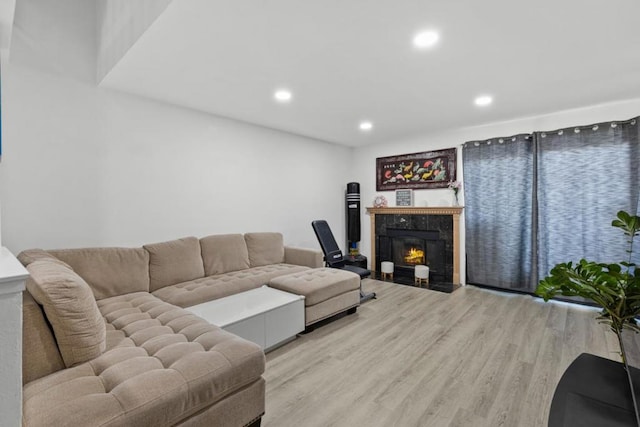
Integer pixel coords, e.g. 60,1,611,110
19,232,323,427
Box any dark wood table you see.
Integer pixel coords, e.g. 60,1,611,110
549,353,640,427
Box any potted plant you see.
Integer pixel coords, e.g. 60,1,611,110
536,210,640,425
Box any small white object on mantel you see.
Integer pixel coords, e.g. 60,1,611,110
0,247,29,427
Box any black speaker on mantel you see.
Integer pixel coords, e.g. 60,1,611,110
346,182,361,245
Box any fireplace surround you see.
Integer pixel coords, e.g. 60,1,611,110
367,207,463,285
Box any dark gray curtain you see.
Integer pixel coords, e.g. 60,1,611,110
537,118,640,277
463,116,639,292
463,135,535,290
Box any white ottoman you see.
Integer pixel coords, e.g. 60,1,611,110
381,261,394,281
415,265,429,287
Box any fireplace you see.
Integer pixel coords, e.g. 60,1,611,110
378,228,447,282
367,207,463,285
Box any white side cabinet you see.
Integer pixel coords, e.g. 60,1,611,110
0,247,29,427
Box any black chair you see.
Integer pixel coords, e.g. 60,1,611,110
311,220,376,302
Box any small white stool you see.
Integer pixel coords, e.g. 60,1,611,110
380,261,394,281
415,265,429,287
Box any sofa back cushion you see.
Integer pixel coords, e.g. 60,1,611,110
17,248,72,268
144,236,205,292
22,291,65,384
244,232,285,267
25,260,106,368
200,234,250,276
48,247,150,300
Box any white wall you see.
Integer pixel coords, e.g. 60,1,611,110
352,98,640,283
0,49,8,246
0,61,351,253
0,0,352,254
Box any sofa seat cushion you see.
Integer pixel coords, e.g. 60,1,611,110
152,264,309,308
23,292,265,427
144,237,205,292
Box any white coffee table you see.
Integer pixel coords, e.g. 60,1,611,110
185,285,305,351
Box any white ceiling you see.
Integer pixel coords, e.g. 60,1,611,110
100,0,640,147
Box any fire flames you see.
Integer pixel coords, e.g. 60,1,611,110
404,247,425,265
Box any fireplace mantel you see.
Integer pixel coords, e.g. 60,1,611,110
366,207,463,216
366,206,463,284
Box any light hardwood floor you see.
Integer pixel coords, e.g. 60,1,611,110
263,279,640,427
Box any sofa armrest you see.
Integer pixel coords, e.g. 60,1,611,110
284,246,323,268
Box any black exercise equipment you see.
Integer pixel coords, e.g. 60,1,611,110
346,182,361,246
311,220,376,303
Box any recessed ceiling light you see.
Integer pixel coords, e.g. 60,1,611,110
474,95,493,107
359,121,373,131
274,89,292,102
413,31,439,49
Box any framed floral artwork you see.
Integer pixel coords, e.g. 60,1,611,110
376,148,457,191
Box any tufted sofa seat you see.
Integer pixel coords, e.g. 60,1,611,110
153,264,309,308
23,292,265,427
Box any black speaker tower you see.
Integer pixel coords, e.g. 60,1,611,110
346,182,375,302
346,182,361,252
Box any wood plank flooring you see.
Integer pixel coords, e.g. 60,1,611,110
263,279,640,427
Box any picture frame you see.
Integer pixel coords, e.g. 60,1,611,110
376,148,457,191
395,189,413,206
